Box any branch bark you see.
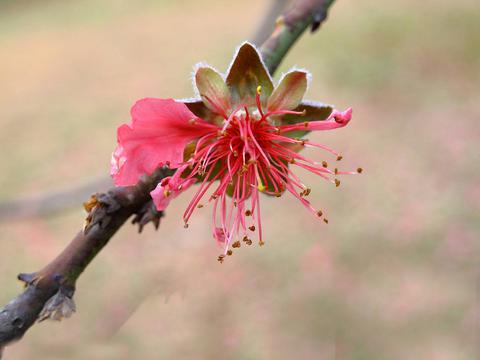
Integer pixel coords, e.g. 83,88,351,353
260,0,335,74
0,0,336,355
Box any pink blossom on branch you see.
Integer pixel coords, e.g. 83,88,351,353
111,43,361,261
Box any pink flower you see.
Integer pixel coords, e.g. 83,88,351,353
111,43,360,261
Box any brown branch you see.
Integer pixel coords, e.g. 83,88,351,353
251,0,292,46
0,168,171,350
0,0,336,355
260,0,335,74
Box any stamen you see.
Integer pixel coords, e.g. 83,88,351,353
242,236,253,245
335,179,341,187
322,161,328,168
337,155,343,161
249,225,256,231
255,85,264,118
257,177,266,192
357,167,363,173
232,241,241,248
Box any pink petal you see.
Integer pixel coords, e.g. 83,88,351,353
111,98,217,186
278,107,352,133
330,107,352,124
150,169,197,211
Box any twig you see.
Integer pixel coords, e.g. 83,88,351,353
260,0,335,74
0,168,171,350
251,0,291,46
0,0,336,355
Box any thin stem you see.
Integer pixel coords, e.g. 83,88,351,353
260,0,336,74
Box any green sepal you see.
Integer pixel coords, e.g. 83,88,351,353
281,101,333,138
268,70,308,111
226,43,274,105
183,99,223,126
195,67,231,116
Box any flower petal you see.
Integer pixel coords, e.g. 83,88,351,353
151,172,197,211
267,70,308,112
195,67,231,117
111,98,217,186
278,106,352,135
226,42,274,105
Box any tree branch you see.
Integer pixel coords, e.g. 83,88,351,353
0,0,336,355
260,0,335,74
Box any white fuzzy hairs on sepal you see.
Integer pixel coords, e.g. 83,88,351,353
225,41,274,83
301,99,335,109
190,62,225,99
279,66,312,88
176,96,203,104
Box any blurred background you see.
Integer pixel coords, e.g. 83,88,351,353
0,0,479,359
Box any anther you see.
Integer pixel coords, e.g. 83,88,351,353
184,223,189,228
336,155,343,161
295,138,306,146
334,168,339,175
256,85,262,95
259,240,265,246
163,189,171,197
323,218,329,224
357,167,363,173
232,241,241,248
301,188,311,197
188,118,197,125
197,204,204,208
322,161,328,168
335,179,341,187
249,225,256,231
303,121,309,128
218,255,225,263
245,210,252,216
227,250,233,256
243,236,253,246
316,210,323,217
